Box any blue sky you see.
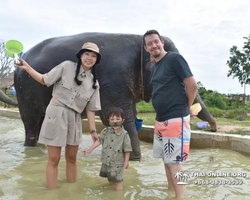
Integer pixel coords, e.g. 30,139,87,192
1,0,250,94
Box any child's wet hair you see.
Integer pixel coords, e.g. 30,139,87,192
107,107,124,120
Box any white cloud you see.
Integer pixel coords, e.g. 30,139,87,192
1,0,250,94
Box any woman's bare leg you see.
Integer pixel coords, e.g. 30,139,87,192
46,145,61,189
65,145,79,182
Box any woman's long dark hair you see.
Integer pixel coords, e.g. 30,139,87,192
74,58,97,89
91,65,97,89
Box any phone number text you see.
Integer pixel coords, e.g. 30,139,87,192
194,179,243,185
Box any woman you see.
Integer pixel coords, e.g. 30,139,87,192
15,42,102,189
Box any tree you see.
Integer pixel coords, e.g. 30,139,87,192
0,40,14,78
204,91,227,109
197,81,213,100
227,34,250,104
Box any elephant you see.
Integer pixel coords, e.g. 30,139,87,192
0,89,18,106
0,32,217,161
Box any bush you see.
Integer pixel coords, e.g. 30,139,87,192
207,107,225,117
224,109,249,119
203,92,227,109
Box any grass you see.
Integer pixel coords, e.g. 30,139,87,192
136,101,155,113
137,112,156,126
136,101,250,136
226,129,250,136
137,110,250,135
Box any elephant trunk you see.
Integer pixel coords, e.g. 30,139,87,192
194,93,217,132
0,89,18,106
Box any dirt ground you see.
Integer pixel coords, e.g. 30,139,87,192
216,124,250,133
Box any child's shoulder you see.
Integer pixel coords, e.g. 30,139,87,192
120,127,129,136
101,127,112,134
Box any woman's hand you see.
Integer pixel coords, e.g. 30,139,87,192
14,59,45,85
14,58,31,71
91,132,100,142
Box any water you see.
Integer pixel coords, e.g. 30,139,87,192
0,116,250,200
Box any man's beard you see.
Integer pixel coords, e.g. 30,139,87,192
153,53,161,59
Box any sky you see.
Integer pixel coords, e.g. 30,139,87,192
1,0,250,95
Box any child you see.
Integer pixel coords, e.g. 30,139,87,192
82,107,132,191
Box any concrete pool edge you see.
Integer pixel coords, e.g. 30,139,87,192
1,108,250,156
0,108,20,119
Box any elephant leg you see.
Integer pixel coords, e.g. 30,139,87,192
23,116,44,146
193,93,217,132
18,99,45,146
122,103,141,161
15,84,45,145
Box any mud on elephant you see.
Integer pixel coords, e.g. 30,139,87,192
0,32,217,161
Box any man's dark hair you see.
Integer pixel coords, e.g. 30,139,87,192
143,29,162,44
107,107,125,120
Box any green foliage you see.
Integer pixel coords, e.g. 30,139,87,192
197,81,245,110
207,107,225,117
226,35,250,104
136,112,156,126
227,34,250,86
226,129,250,135
136,100,155,113
197,81,213,100
226,97,243,109
223,108,249,119
136,80,250,124
203,92,227,109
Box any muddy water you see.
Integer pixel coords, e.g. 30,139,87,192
0,116,250,200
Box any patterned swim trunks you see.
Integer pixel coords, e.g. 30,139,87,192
153,115,191,163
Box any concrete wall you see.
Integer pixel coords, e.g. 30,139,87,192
82,119,250,157
0,108,20,119
1,108,250,156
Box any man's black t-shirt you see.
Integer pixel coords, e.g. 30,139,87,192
150,51,193,121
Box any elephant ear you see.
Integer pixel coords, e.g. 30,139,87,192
162,36,179,53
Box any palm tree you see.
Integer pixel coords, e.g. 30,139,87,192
182,173,190,182
174,170,183,181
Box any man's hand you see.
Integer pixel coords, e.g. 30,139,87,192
190,106,198,117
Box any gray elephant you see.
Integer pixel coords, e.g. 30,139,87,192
0,89,17,106
0,32,216,161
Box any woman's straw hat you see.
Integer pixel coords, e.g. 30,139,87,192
76,42,101,64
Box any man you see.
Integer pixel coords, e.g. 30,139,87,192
143,30,197,198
